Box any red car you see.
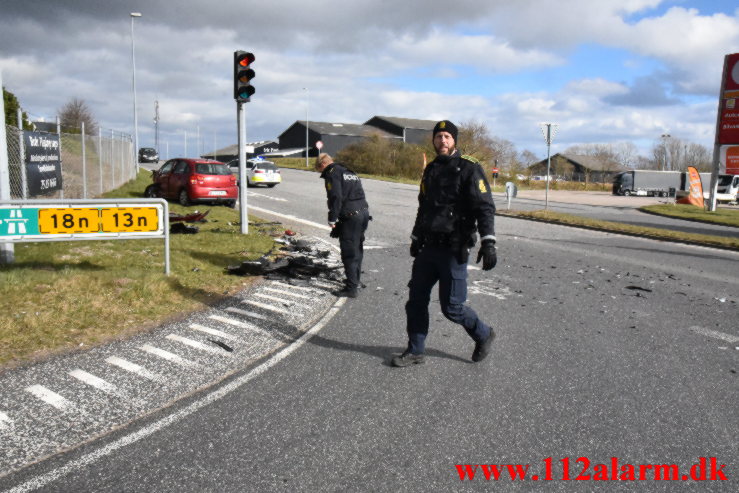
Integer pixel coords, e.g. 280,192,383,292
145,158,238,207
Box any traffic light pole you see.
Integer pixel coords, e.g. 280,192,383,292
237,101,248,234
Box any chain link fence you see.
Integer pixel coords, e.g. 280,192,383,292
5,124,137,200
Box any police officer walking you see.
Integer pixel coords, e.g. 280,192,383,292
392,120,498,367
315,153,370,298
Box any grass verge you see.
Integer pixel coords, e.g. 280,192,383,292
497,209,739,251
0,171,282,369
639,204,739,228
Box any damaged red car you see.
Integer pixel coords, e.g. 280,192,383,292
145,158,238,207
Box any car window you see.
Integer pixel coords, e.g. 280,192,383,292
173,161,189,174
195,163,232,175
257,163,278,171
159,161,175,174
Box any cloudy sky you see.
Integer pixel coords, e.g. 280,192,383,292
1,0,738,160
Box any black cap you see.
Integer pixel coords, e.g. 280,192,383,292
432,120,458,143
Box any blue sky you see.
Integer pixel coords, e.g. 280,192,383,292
1,0,738,163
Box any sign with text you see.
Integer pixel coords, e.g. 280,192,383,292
0,204,162,240
717,53,739,145
720,145,739,174
24,131,63,196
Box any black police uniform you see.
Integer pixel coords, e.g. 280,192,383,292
405,150,496,355
320,162,370,292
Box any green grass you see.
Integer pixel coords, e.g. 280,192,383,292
640,204,739,228
0,171,282,369
498,209,739,250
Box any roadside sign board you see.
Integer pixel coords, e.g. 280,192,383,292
0,204,163,240
316,140,324,150
717,53,739,145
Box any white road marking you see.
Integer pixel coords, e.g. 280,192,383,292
0,411,12,430
467,265,481,271
24,385,74,411
6,298,347,493
263,286,312,299
241,299,292,315
248,205,330,230
247,191,287,202
270,281,322,294
189,323,239,341
468,280,516,300
139,345,198,367
208,315,281,341
690,326,739,344
253,292,296,305
166,334,232,356
224,307,269,321
69,369,118,394
311,280,341,290
105,356,161,382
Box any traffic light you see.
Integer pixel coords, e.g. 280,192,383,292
234,51,255,102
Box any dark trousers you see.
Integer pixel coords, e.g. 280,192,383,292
405,244,492,354
339,209,369,290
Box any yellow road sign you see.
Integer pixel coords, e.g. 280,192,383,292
38,208,101,234
100,207,159,233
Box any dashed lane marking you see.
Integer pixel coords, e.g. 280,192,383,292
0,411,12,430
208,315,284,341
690,326,739,344
105,356,162,382
253,292,298,306
224,307,268,321
166,334,233,357
240,299,292,315
246,191,287,202
248,205,330,230
69,370,118,395
263,287,312,300
189,323,239,341
139,345,198,367
24,385,74,412
269,281,322,294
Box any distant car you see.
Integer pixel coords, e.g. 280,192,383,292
138,147,159,163
226,158,282,187
144,158,238,207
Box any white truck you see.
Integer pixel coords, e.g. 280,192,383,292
613,170,738,202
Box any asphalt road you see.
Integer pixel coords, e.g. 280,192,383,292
2,168,737,492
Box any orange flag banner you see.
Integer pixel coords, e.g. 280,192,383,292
676,166,705,208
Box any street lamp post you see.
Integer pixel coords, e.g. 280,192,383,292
661,133,671,171
539,122,558,210
303,87,309,167
130,12,142,174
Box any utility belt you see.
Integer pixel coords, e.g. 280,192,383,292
340,207,368,219
424,232,453,246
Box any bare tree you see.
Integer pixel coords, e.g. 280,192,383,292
58,97,98,135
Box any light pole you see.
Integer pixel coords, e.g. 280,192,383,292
130,12,142,173
539,122,558,210
661,133,671,171
303,87,309,167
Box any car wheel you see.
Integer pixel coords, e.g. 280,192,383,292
623,190,631,196
179,189,191,206
226,200,237,208
144,184,160,198
267,184,277,188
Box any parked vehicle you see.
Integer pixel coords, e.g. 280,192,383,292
715,173,739,202
144,158,238,207
138,147,159,163
242,159,281,187
612,170,682,197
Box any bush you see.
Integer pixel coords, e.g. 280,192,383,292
336,135,428,181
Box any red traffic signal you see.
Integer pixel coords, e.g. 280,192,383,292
234,51,255,102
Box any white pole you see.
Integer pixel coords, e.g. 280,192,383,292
303,87,309,167
130,12,142,175
238,102,248,234
81,121,87,198
17,107,27,199
0,71,15,263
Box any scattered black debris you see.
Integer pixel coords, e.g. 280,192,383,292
227,234,343,281
169,210,210,223
208,339,233,352
170,223,199,234
625,286,653,292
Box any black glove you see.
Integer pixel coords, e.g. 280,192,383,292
476,240,497,270
410,240,422,257
330,225,340,238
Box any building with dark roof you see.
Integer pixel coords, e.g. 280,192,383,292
363,116,437,145
278,120,400,158
528,153,629,182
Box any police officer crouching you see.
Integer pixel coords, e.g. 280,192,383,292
315,153,370,298
392,120,498,367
